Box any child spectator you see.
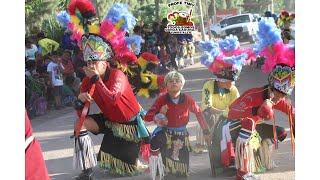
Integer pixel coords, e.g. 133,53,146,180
25,38,39,61
187,41,195,65
158,42,169,72
61,29,77,51
167,34,179,70
72,47,86,81
62,75,78,107
59,50,74,78
47,51,64,110
37,32,60,57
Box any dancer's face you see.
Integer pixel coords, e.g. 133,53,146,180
270,89,287,104
87,60,108,76
166,77,183,93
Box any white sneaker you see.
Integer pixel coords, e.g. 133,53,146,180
242,172,260,180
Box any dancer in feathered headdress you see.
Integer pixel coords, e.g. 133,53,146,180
224,18,295,180
194,35,254,174
56,5,165,99
276,10,295,44
59,1,152,179
128,52,167,98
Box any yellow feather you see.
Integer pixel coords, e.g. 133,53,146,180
70,15,84,34
88,25,100,34
149,74,159,89
137,89,150,98
107,19,125,39
138,57,148,71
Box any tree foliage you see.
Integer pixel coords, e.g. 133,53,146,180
41,16,65,44
240,0,285,15
25,0,57,36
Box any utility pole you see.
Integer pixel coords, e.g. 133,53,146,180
204,0,212,39
212,0,217,24
197,0,206,41
155,0,160,23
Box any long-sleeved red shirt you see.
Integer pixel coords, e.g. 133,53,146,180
77,68,140,122
145,93,209,131
226,85,295,127
25,110,50,180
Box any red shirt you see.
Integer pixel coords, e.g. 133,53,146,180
25,110,50,180
227,85,295,128
59,58,74,76
145,93,209,130
78,69,140,122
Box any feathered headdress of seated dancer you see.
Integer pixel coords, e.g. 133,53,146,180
198,35,255,81
56,0,139,65
254,17,295,154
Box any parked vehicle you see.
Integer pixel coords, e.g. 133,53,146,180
210,18,228,38
220,13,259,43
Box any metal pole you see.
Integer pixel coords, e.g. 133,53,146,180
212,0,217,24
197,0,206,41
204,0,212,39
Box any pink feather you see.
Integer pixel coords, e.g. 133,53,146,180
99,20,115,39
243,48,257,62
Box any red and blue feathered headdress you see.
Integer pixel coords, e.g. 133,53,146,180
56,0,144,66
198,35,255,81
254,18,295,95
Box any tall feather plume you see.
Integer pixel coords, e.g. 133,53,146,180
198,35,253,75
223,53,248,71
254,18,295,73
67,0,98,47
68,0,96,18
99,3,137,62
198,40,219,52
124,34,145,55
218,34,240,52
198,40,221,67
254,18,282,54
105,4,136,32
56,11,70,28
219,35,255,63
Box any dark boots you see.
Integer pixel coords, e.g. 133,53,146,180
76,168,97,180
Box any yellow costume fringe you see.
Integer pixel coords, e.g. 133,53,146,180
100,151,139,176
104,121,140,142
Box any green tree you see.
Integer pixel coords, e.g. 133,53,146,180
25,0,57,36
41,15,65,44
273,0,285,14
57,0,71,11
133,4,172,26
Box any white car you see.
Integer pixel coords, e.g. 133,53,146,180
220,13,259,43
210,18,228,38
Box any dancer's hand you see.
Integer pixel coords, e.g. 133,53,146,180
204,134,212,143
78,92,93,103
258,99,274,119
83,66,99,78
160,105,169,114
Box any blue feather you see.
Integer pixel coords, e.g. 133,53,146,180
124,35,145,55
105,3,136,32
254,18,282,53
198,40,217,52
56,11,70,28
288,40,295,50
209,44,221,58
223,53,248,71
200,52,214,67
218,35,240,51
